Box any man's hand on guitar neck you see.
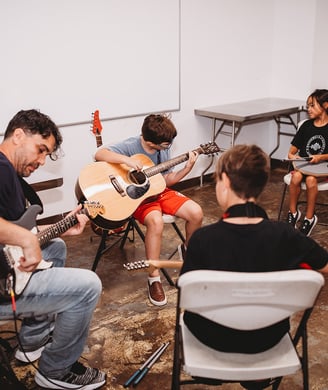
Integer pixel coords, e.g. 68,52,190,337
59,204,89,237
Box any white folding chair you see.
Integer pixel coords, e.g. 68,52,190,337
172,269,324,390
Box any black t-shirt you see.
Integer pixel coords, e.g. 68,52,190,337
0,152,26,220
291,119,328,157
180,216,328,353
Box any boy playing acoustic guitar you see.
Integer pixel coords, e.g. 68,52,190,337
95,114,203,306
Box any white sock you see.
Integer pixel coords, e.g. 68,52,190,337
148,276,161,285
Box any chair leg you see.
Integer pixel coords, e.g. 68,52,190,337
171,295,182,390
277,183,288,221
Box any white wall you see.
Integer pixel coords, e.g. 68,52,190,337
1,0,327,219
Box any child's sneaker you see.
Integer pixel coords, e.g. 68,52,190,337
286,209,301,228
35,361,106,389
300,215,318,236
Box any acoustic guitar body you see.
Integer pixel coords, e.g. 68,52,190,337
77,155,166,229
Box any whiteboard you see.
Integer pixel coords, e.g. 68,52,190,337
0,0,180,130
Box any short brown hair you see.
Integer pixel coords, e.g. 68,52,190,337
216,144,270,199
141,113,177,144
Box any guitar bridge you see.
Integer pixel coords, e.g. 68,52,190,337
109,175,126,197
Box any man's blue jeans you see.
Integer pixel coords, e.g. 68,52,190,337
0,239,102,377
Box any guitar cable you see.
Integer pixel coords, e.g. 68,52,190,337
8,277,90,390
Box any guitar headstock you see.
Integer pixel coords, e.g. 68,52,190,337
83,201,105,219
91,110,102,136
194,142,220,156
123,260,150,271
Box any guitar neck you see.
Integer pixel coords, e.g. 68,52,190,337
144,152,190,177
123,259,183,273
95,134,103,148
37,213,81,247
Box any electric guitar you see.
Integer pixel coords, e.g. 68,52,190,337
0,201,104,301
123,259,183,274
89,110,127,235
90,110,106,235
76,141,220,229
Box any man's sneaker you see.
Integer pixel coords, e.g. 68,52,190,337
35,361,106,389
178,243,186,261
300,215,318,236
286,209,301,228
148,280,167,306
15,338,51,363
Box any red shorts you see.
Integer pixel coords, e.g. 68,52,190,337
133,187,190,224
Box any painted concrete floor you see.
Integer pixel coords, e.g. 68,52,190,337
2,165,328,389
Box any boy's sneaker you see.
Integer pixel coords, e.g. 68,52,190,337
300,215,318,236
35,361,106,389
148,280,167,306
286,209,301,228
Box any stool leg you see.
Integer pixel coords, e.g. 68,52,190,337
119,219,135,249
91,229,109,271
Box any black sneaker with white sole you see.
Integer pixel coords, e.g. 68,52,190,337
300,215,318,236
286,209,301,228
35,361,106,389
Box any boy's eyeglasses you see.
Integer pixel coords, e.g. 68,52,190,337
156,142,172,150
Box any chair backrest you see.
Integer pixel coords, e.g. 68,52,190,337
178,269,324,330
297,118,308,130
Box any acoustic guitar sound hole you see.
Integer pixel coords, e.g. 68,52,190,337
129,170,147,185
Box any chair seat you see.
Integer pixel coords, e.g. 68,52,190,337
181,316,301,381
162,213,177,224
284,173,328,191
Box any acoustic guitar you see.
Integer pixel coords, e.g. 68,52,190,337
0,201,104,301
292,159,328,177
123,259,183,274
76,141,220,229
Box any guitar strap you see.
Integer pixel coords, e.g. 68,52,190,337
221,202,268,220
18,176,44,214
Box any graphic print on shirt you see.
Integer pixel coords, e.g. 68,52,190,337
306,134,326,155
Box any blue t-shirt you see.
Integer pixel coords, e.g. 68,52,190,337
101,136,172,173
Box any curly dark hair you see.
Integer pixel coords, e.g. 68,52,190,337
4,109,63,160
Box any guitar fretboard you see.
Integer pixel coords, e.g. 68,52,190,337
145,153,190,177
37,214,80,247
95,134,102,148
